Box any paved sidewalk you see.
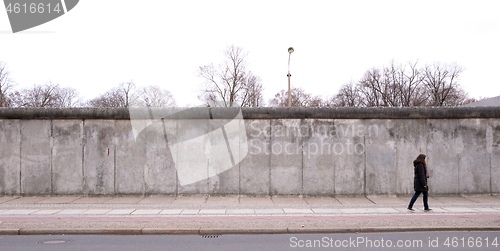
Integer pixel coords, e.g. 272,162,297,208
1,195,500,235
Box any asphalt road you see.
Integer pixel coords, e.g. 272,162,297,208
1,232,500,251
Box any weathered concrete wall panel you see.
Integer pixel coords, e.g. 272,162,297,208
333,120,365,195
490,119,500,194
52,120,83,194
20,120,51,195
394,120,427,194
143,119,177,195
426,120,460,194
302,119,334,195
83,120,115,195
270,119,304,195
365,120,397,195
173,119,209,194
207,118,243,194
0,119,20,195
1,106,500,196
115,120,145,195
456,119,491,194
240,120,270,195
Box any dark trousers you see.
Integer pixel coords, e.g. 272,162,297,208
408,191,429,210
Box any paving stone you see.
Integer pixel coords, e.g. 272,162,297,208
336,197,374,205
198,209,226,214
304,197,341,205
442,207,478,213
339,208,378,214
271,197,307,205
172,196,207,204
472,208,500,213
0,209,37,215
159,209,183,215
131,210,161,215
72,197,113,204
31,210,62,215
239,196,273,205
255,209,284,214
283,208,313,214
36,196,81,204
206,196,239,204
374,208,400,213
311,208,342,214
3,197,46,204
431,197,476,204
180,209,200,215
226,209,255,214
103,197,143,204
138,196,176,204
56,209,87,215
464,195,500,203
0,197,20,204
424,208,448,213
366,196,407,204
83,209,112,215
106,209,135,215
395,208,415,213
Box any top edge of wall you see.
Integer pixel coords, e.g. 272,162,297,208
0,107,499,120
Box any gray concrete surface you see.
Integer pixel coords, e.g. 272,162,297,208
2,107,500,120
1,107,500,196
20,120,51,195
0,119,20,195
1,195,500,235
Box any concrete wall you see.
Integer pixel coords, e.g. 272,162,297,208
0,107,499,196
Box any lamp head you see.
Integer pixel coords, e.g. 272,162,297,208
288,47,294,54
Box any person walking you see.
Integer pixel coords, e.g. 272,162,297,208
408,154,432,211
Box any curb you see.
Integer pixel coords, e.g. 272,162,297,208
2,226,500,235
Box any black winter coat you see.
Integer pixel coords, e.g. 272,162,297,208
413,162,428,192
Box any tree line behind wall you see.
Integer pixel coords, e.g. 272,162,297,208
0,51,479,108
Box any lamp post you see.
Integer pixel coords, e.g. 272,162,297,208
287,47,294,107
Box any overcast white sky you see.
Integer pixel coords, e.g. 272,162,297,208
0,0,499,107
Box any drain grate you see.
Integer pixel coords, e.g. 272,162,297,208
201,235,220,238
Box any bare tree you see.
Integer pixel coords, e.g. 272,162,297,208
198,45,263,107
57,87,82,107
332,81,363,107
137,85,176,107
269,88,325,107
87,81,138,108
334,60,469,107
11,82,68,107
119,81,137,108
422,62,466,106
240,73,264,107
0,61,14,107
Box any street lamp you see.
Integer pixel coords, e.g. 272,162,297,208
287,47,294,107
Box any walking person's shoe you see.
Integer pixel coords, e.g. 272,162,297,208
407,208,415,211
424,208,432,212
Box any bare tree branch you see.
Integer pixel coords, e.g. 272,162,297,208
0,61,15,107
198,45,263,107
